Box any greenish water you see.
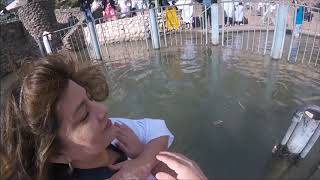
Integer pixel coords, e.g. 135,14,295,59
104,44,320,179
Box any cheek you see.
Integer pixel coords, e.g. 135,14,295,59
70,122,106,152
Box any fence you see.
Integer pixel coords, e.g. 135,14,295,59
0,11,19,24
39,1,320,66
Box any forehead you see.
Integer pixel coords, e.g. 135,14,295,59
56,80,86,120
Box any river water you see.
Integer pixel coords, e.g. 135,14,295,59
104,43,320,179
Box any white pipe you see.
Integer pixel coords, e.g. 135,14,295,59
300,123,320,158
281,115,301,145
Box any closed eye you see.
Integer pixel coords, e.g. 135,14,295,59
82,111,89,122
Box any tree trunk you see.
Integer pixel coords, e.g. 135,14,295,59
17,0,60,53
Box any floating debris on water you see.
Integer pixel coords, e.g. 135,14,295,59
212,120,223,126
274,100,287,107
272,90,279,98
302,96,320,102
277,82,289,91
238,101,246,110
292,98,303,105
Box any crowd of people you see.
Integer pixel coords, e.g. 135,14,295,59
74,0,247,30
292,0,314,38
222,1,246,26
101,0,146,21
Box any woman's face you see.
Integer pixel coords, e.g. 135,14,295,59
55,80,118,161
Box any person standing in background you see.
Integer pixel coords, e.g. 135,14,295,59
102,0,117,21
165,0,180,31
175,0,193,28
234,2,243,25
223,0,234,26
67,12,79,26
118,0,131,18
79,0,94,22
293,1,303,38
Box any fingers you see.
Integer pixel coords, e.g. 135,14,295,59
109,161,124,171
114,123,135,135
156,154,186,174
158,151,192,166
155,172,177,180
109,124,121,138
114,123,138,145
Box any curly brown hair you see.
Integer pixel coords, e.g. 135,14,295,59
0,54,109,180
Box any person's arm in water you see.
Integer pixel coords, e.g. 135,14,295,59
156,151,208,180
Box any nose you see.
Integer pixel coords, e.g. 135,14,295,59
93,101,108,122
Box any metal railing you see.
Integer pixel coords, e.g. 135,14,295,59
0,11,19,24
39,1,320,66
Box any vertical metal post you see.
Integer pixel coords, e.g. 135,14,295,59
211,4,219,45
81,24,92,61
81,2,102,60
221,2,225,46
309,9,318,64
95,19,105,59
75,25,87,62
88,21,102,60
36,37,45,57
42,32,52,55
142,14,149,49
271,4,289,59
205,5,208,44
200,16,203,44
149,8,160,49
98,19,111,61
196,16,198,44
160,8,167,47
287,5,297,61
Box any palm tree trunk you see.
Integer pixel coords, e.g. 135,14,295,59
17,0,60,53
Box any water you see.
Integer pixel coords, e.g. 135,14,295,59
104,44,320,179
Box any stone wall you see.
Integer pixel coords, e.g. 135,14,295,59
0,21,39,77
55,8,103,25
55,8,83,24
83,15,151,46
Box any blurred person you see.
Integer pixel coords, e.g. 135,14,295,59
234,2,244,25
102,0,117,21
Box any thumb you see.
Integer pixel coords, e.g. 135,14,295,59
155,172,177,180
108,161,124,171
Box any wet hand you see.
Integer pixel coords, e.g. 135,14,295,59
155,151,207,180
114,123,144,159
109,158,151,180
